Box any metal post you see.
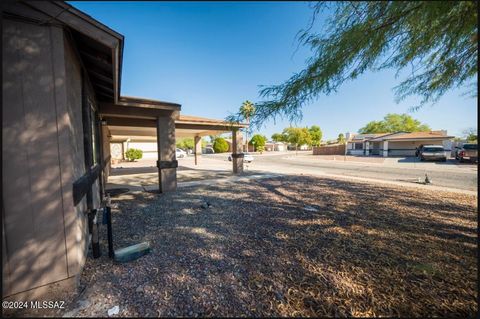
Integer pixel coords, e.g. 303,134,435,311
156,117,163,192
89,209,101,258
105,195,114,258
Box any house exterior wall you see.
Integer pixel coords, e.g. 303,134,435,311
110,142,124,160
127,141,159,159
274,143,286,152
64,32,95,278
3,18,70,297
2,13,101,298
346,141,364,155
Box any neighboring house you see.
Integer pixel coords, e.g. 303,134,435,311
345,131,454,157
2,1,246,301
265,141,287,152
345,133,383,155
286,144,310,151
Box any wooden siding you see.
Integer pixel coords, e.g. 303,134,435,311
2,19,69,295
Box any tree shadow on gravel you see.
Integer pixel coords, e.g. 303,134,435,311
73,175,477,318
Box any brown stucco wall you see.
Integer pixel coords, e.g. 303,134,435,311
313,144,346,155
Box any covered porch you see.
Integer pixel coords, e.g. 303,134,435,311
100,101,247,192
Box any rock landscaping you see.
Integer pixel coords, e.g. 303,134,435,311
20,176,478,317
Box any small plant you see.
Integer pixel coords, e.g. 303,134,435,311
125,148,143,161
213,137,229,153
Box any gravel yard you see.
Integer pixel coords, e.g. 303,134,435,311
44,176,479,317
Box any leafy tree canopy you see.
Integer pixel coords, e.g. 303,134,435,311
250,134,267,148
271,133,286,143
176,138,194,150
212,137,229,153
282,127,312,148
230,1,477,127
308,125,323,146
359,113,430,133
463,127,478,142
337,133,346,144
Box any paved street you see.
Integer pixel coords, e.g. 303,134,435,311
200,152,478,192
110,152,477,192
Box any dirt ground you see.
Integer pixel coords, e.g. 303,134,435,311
14,175,478,317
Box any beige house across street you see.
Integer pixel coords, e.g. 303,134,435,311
346,131,454,157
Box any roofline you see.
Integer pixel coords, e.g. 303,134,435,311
21,1,125,103
118,96,181,111
176,121,247,129
385,136,455,141
365,131,409,141
177,115,248,128
55,2,124,40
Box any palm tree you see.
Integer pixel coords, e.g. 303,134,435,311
240,100,255,152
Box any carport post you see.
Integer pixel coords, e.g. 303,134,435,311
232,129,244,174
194,135,202,165
365,141,369,156
156,115,178,192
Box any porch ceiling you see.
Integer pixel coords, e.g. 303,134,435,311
107,113,247,141
108,125,231,141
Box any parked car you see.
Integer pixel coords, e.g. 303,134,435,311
455,143,478,163
418,145,447,162
202,147,215,154
176,148,187,158
228,153,254,163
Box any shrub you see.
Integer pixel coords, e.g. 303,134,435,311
213,137,229,153
125,148,143,161
250,134,267,149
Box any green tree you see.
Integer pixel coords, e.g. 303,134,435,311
250,134,267,151
240,100,255,151
212,137,229,153
359,113,430,133
239,1,477,126
176,138,194,150
337,133,346,144
271,133,286,143
308,125,323,146
463,128,478,142
358,121,388,134
283,127,312,155
208,134,220,143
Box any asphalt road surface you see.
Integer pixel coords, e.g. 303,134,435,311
202,153,478,192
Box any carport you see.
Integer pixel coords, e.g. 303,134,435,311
101,101,247,192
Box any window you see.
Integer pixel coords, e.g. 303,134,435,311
354,142,363,150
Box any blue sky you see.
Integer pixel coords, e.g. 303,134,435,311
71,1,477,140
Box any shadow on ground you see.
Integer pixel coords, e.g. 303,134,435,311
62,175,476,317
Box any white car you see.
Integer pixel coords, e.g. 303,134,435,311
228,153,254,163
176,148,187,158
